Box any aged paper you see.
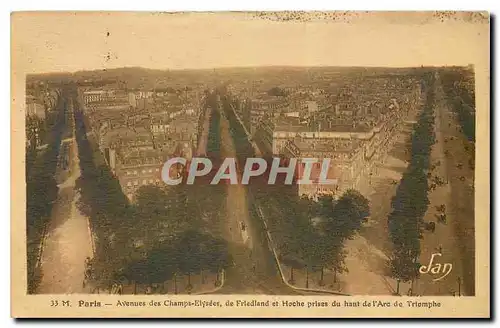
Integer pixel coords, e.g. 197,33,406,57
11,11,490,318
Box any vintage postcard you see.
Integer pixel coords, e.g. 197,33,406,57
11,11,490,318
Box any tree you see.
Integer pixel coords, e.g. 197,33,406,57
328,242,348,284
133,185,189,248
280,255,304,284
317,195,335,218
279,210,307,284
298,195,317,224
202,236,232,284
26,89,66,293
134,185,169,241
387,72,435,293
342,189,370,221
124,258,150,287
325,189,370,241
120,230,231,294
146,243,177,285
173,230,231,291
267,87,287,97
91,245,129,292
389,248,420,295
440,69,475,142
301,227,319,289
174,230,203,291
275,193,312,285
308,236,332,286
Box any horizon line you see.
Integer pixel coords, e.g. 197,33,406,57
27,63,473,77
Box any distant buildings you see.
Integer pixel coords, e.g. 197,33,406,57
25,85,61,148
77,71,423,201
83,90,125,105
79,85,203,202
237,94,289,135
239,75,422,198
26,96,46,120
113,148,166,200
306,100,319,113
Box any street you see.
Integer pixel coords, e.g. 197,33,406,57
215,101,301,295
413,73,475,296
37,95,94,294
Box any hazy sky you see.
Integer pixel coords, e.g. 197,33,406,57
12,12,489,74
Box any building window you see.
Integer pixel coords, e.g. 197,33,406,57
149,179,153,184
127,181,132,187
142,179,146,185
133,170,137,175
149,169,152,173
134,180,138,186
155,168,159,172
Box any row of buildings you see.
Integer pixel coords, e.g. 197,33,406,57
26,83,61,120
80,72,423,201
25,83,61,149
230,75,423,198
81,86,206,201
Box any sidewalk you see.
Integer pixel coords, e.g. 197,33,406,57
37,132,93,294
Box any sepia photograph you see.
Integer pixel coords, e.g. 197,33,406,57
11,11,490,318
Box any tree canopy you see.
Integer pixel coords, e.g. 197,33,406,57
387,72,436,286
122,230,231,286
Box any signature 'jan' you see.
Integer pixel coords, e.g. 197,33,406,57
419,253,453,281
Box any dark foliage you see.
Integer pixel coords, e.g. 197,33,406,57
122,230,231,286
267,87,288,97
440,68,475,142
26,90,66,293
387,72,436,285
